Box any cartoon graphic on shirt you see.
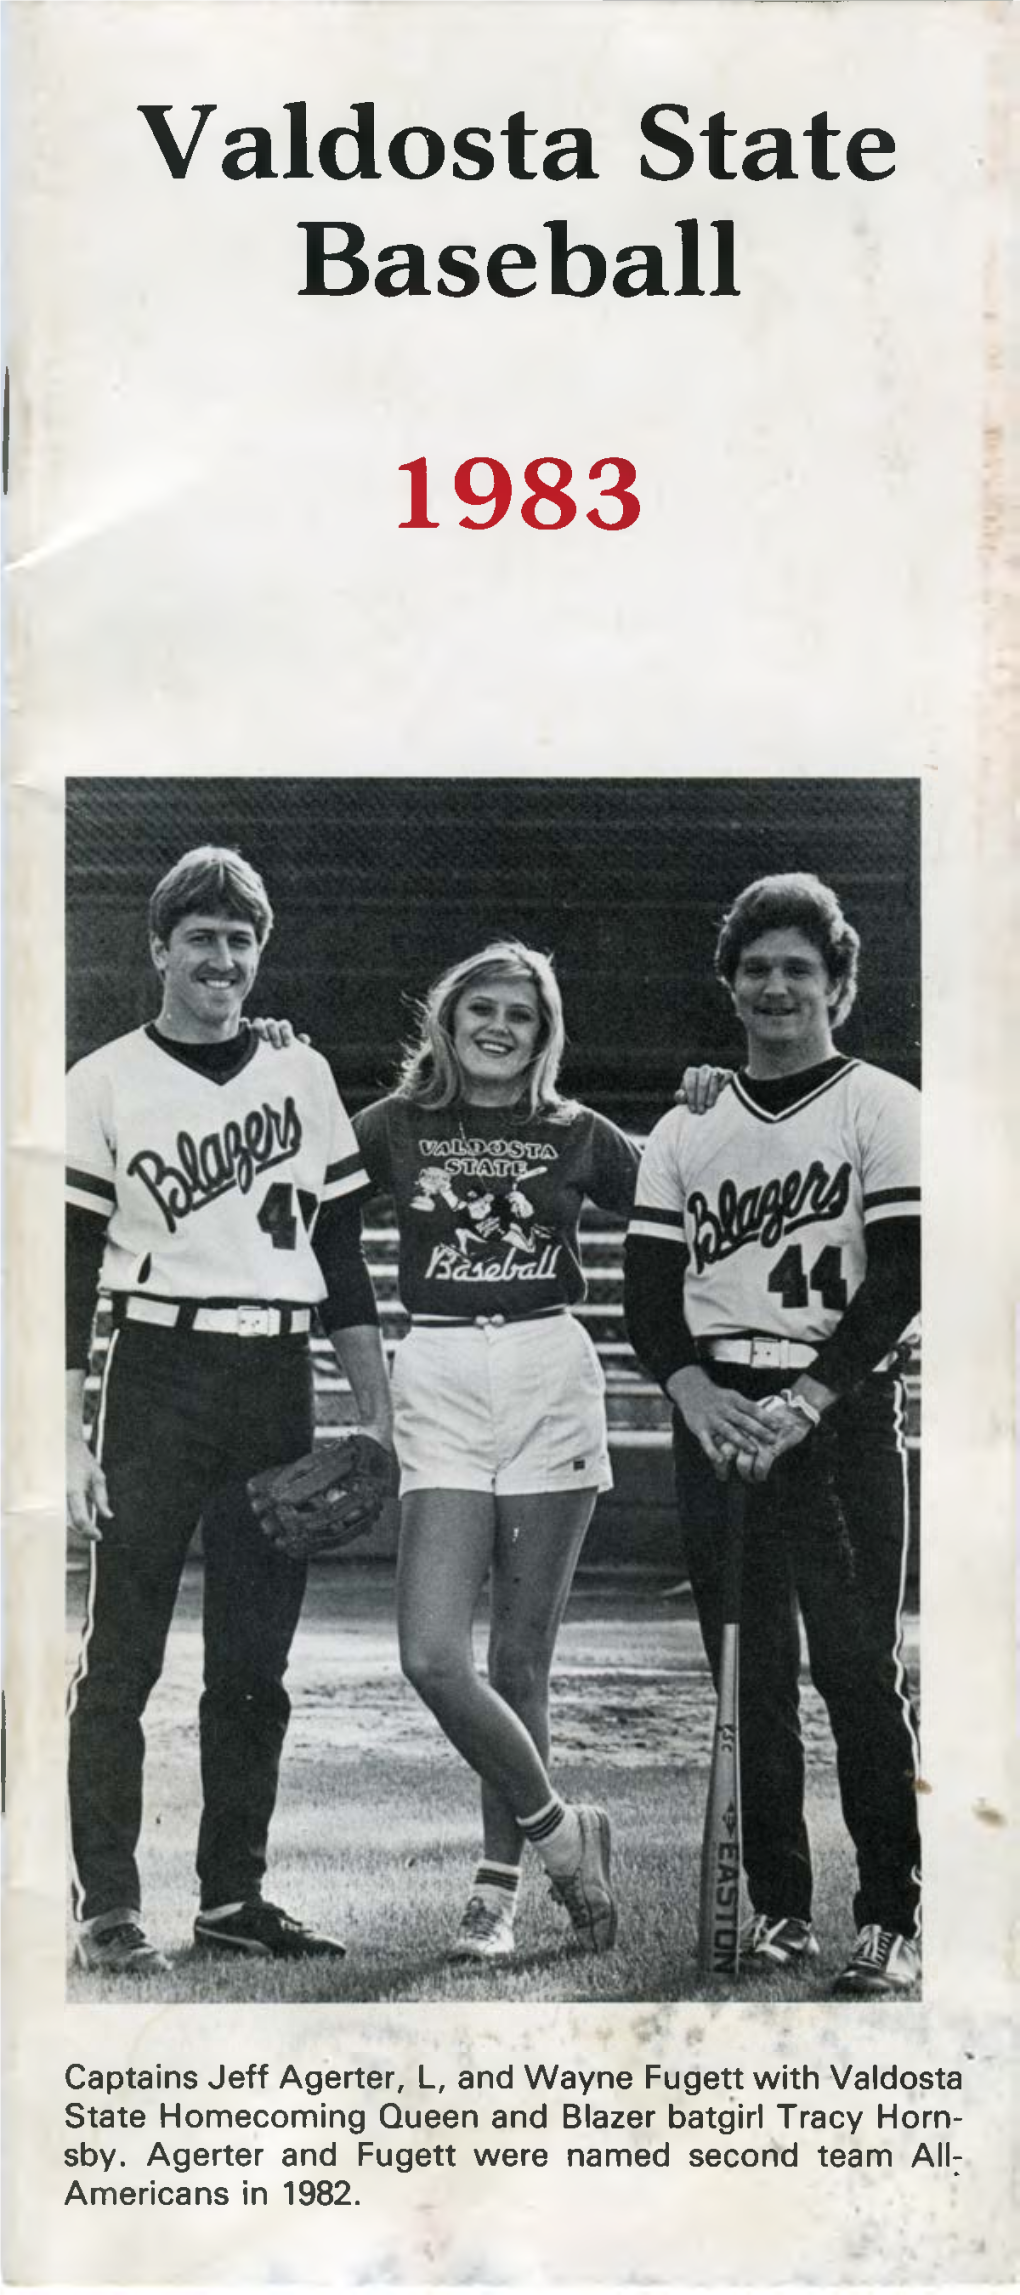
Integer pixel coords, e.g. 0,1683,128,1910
452,1179,550,1258
411,1158,556,1279
410,1166,462,1213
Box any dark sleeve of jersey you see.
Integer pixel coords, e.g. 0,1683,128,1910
588,1112,641,1218
312,1198,379,1333
66,1204,107,1369
623,1233,701,1389
809,1216,920,1395
352,1100,395,1207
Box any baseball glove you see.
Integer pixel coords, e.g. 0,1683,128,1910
247,1433,398,1561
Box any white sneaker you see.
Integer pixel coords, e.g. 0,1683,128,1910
549,1805,617,1953
448,1894,517,1963
743,1913,820,1968
75,1910,170,1976
833,1924,920,1998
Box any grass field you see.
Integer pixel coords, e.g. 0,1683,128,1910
65,1561,919,2009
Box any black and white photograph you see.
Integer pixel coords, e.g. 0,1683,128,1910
65,775,921,2008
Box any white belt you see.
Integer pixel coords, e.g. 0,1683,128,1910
707,1336,818,1371
411,1307,566,1330
120,1298,312,1339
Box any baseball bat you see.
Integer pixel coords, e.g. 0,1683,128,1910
697,1474,747,1978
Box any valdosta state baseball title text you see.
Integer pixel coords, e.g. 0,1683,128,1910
138,102,897,300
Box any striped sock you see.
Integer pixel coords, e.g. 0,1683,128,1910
471,1863,521,1916
519,1798,581,1877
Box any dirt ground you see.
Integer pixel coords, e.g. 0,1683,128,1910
67,1559,920,1769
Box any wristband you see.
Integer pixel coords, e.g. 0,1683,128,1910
782,1387,822,1429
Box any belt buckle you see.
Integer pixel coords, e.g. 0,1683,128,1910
237,1305,274,1339
752,1338,783,1368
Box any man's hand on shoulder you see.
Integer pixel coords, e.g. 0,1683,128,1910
675,1065,733,1115
251,1016,310,1049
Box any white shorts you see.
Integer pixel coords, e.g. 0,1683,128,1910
391,1312,613,1497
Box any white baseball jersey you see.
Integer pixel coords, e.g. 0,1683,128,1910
629,1059,919,1347
66,1029,369,1304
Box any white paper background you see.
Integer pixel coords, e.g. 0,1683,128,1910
4,2,1016,2284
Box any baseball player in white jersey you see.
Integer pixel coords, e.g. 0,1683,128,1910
66,846,393,1974
625,873,921,1998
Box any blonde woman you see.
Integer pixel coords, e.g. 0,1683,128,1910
355,942,640,1964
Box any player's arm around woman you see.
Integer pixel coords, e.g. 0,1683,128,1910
353,941,640,1966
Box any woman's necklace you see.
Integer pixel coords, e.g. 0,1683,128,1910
451,1092,526,1151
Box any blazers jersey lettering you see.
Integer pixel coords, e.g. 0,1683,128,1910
629,1058,919,1346
66,1028,370,1303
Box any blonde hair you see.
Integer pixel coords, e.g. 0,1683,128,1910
394,940,578,1120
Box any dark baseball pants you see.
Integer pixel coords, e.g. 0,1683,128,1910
68,1323,313,1922
836,1370,919,1668
673,1368,921,1940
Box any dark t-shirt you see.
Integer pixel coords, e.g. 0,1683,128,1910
355,1095,640,1319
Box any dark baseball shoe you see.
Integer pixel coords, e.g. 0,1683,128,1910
743,1914,820,1968
833,1925,920,1999
549,1805,617,1953
75,1910,170,1976
193,1901,346,1960
448,1894,517,1964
